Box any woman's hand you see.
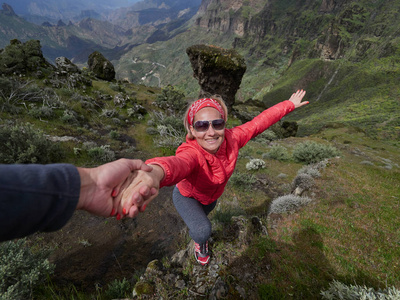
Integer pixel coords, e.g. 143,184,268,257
289,90,308,108
114,165,164,218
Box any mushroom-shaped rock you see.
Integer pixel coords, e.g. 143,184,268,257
186,44,246,111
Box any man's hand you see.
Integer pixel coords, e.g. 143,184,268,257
76,159,156,217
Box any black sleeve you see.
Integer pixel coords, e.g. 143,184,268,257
0,164,80,242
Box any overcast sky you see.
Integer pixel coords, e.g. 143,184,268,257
10,0,142,16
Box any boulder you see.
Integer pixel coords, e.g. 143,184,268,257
87,51,115,81
55,57,80,74
186,44,246,111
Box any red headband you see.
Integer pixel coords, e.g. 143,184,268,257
187,98,225,125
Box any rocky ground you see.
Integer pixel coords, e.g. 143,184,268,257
29,186,186,293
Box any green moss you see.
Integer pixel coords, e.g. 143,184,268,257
186,44,246,73
134,281,155,296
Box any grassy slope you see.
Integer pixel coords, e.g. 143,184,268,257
260,57,400,141
213,126,400,298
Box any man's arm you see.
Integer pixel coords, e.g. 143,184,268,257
0,159,155,242
0,163,80,242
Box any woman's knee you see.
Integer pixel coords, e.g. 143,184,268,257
190,220,212,243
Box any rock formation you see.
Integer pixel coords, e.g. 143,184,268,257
47,56,92,89
186,44,246,110
87,51,115,81
48,56,91,89
55,57,80,74
0,39,54,75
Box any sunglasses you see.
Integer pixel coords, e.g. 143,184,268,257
193,119,226,132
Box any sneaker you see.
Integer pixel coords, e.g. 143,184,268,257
194,241,210,266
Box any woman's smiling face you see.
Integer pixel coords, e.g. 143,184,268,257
190,107,225,154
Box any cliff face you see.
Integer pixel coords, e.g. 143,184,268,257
194,0,264,36
194,0,400,64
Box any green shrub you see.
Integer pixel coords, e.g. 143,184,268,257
28,106,55,119
321,280,400,299
155,85,187,113
254,129,278,143
146,127,159,135
101,108,117,118
0,123,65,164
263,145,290,161
161,115,185,134
87,145,116,162
292,173,315,190
153,125,185,149
229,172,257,191
127,104,147,119
246,158,266,171
105,278,132,299
268,195,313,215
0,239,54,300
297,162,327,178
109,130,120,139
238,145,254,158
292,141,340,164
212,205,244,224
0,78,42,112
149,112,185,135
60,109,79,125
270,121,298,139
58,88,74,97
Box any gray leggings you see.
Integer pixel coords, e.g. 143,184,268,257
173,186,217,244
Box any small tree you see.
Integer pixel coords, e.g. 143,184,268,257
155,85,187,113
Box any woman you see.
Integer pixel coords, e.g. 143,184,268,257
117,90,308,265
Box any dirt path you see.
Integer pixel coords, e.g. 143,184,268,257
32,186,185,292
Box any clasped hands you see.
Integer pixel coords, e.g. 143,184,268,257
76,159,162,219
112,163,163,219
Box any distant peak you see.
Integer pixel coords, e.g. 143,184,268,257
1,3,17,16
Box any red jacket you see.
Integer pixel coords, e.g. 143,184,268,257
146,100,295,205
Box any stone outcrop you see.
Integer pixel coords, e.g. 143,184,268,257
55,57,80,74
46,56,92,89
186,44,246,110
87,51,115,81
